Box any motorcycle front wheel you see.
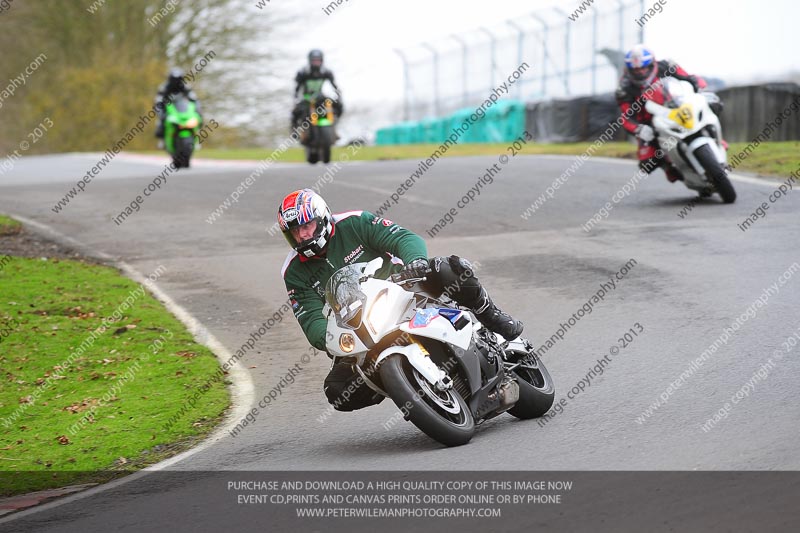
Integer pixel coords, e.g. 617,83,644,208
379,354,474,447
318,126,334,164
695,143,736,203
174,136,193,168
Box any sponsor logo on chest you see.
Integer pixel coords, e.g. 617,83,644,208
343,244,365,264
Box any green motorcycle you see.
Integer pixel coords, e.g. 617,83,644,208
164,95,202,168
303,96,337,165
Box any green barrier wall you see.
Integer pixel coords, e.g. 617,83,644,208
376,100,525,145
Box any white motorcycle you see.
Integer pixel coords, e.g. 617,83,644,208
645,76,736,203
323,258,555,447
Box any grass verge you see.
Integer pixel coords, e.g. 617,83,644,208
0,241,230,496
727,141,800,178
138,140,797,178
142,142,638,164
0,215,22,236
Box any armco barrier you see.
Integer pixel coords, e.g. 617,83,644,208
525,94,625,143
522,83,800,144
716,83,800,142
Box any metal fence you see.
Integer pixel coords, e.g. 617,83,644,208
396,1,645,121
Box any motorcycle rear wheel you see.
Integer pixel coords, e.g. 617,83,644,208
380,354,474,447
505,349,555,419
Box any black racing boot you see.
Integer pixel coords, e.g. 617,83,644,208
664,163,685,183
473,289,523,341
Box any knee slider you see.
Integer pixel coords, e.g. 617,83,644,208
428,256,458,291
447,255,475,276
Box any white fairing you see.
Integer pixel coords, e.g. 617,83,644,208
398,310,473,350
644,77,727,192
324,258,476,390
373,343,446,385
326,319,370,360
324,278,414,361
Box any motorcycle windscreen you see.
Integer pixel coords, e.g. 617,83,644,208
171,94,190,113
325,263,368,329
661,77,693,108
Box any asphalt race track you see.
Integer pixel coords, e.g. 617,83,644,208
1,152,799,531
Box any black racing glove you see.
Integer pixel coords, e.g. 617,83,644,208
392,258,430,283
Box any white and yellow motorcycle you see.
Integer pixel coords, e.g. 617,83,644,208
645,77,736,203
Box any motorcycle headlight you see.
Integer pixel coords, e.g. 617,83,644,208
366,291,390,335
339,333,355,353
184,117,199,129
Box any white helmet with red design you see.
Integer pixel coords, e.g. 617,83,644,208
278,189,333,257
625,44,657,87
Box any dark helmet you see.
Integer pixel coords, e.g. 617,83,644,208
278,189,333,258
308,49,324,72
166,68,186,93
